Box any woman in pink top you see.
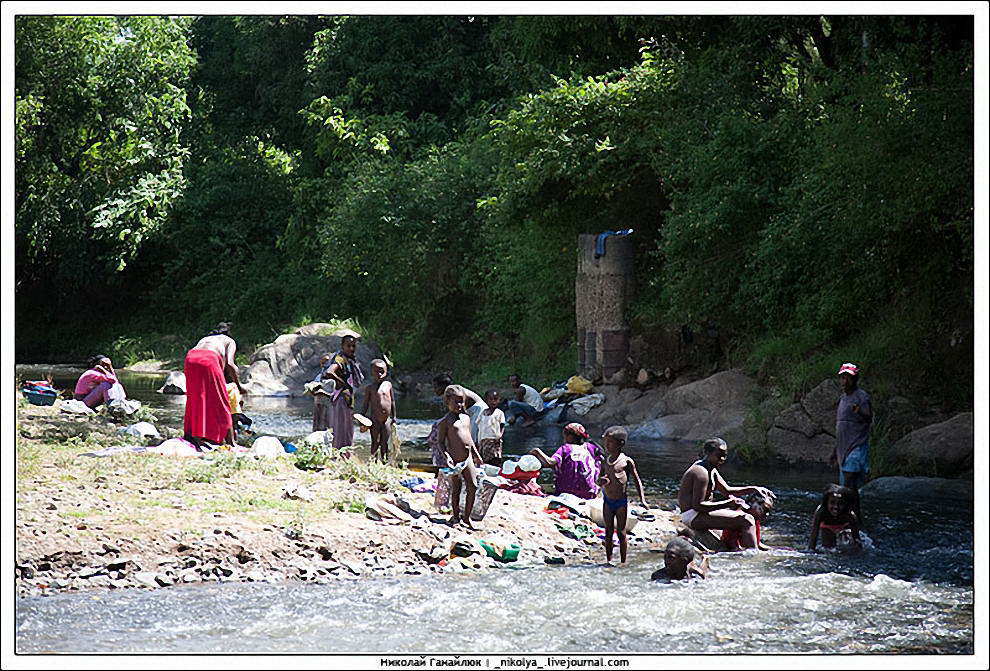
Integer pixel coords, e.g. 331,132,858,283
529,422,605,499
74,355,126,409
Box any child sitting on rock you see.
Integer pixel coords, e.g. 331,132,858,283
651,537,709,581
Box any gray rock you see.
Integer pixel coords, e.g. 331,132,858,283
617,387,643,404
241,330,383,397
860,476,973,503
765,427,834,464
772,403,820,438
624,388,667,424
157,371,187,395
886,412,974,477
799,379,840,436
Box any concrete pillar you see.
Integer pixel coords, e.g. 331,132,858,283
575,233,634,379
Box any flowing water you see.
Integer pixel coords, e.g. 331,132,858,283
15,365,974,654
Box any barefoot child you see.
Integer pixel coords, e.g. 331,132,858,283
651,537,710,581
809,484,862,551
597,426,648,564
476,390,506,466
361,359,396,462
437,385,484,528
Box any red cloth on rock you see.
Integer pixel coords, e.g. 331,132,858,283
183,349,231,444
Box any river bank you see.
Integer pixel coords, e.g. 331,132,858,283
14,398,680,599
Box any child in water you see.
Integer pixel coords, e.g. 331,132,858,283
596,426,648,565
651,537,709,581
361,359,396,462
721,490,774,551
808,484,862,552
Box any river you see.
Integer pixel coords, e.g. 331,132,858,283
15,366,974,654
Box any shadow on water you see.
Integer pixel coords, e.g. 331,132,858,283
15,365,974,653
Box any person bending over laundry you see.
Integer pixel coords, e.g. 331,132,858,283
651,537,709,581
529,422,604,500
362,359,397,462
809,484,862,552
183,323,243,449
596,426,648,565
436,385,484,529
74,355,126,409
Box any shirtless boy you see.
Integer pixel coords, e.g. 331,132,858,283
677,437,775,550
651,537,710,581
362,359,396,462
436,385,484,528
596,426,648,565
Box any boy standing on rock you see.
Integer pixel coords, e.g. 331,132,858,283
437,385,484,529
597,426,648,565
362,359,397,462
833,362,872,497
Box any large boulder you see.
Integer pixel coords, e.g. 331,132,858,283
240,324,383,397
860,476,973,504
885,412,974,477
157,371,186,395
764,379,840,464
626,370,756,443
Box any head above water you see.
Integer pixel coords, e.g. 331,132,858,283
822,483,856,518
745,490,774,520
701,437,729,467
663,537,696,578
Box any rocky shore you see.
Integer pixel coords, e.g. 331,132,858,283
15,401,679,599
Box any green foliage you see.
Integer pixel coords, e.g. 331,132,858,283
14,15,973,419
292,445,333,472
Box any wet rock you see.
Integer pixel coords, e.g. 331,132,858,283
17,564,34,579
860,476,972,503
799,379,840,436
885,413,973,478
341,561,363,575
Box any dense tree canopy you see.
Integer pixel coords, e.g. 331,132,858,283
15,15,974,406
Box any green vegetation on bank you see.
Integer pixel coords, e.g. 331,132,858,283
15,16,974,411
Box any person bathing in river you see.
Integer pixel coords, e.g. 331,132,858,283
183,323,243,449
833,363,872,519
361,359,396,462
324,335,364,454
432,373,485,444
506,374,543,427
651,537,709,582
528,422,604,500
436,385,484,529
597,426,648,565
74,354,126,409
809,484,862,552
677,437,776,550
476,390,506,465
720,490,774,551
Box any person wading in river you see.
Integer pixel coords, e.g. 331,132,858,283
832,362,872,499
677,437,775,549
183,322,244,449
